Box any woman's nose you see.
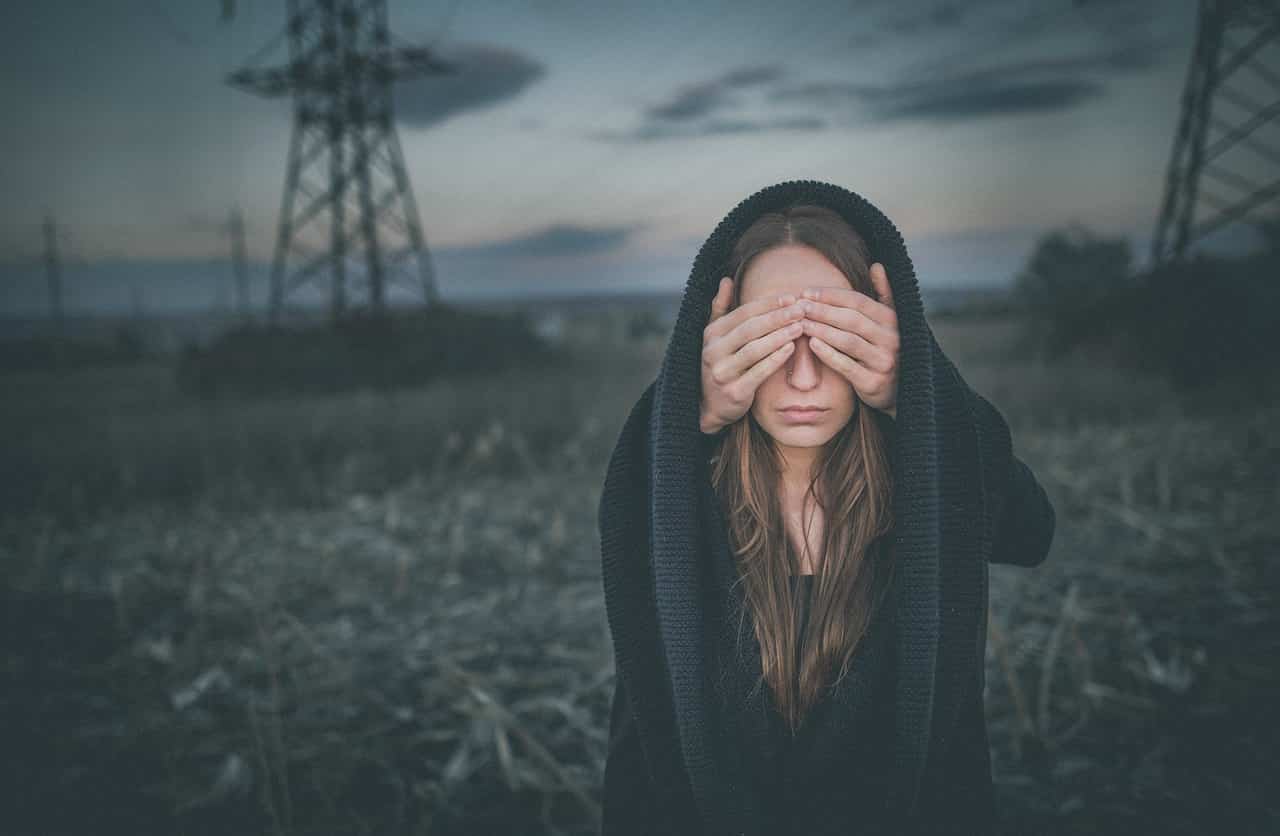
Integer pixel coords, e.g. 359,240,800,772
786,336,821,388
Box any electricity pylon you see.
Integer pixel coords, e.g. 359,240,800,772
227,0,456,324
1151,0,1280,265
228,206,250,321
42,213,64,341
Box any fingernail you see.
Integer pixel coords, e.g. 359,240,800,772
803,288,819,299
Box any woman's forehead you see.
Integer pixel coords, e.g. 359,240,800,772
739,244,849,302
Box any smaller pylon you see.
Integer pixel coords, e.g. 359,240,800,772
42,212,64,339
228,206,251,321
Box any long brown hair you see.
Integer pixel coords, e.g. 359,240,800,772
708,203,898,735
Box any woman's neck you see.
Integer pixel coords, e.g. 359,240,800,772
780,484,823,576
778,445,820,499
773,437,814,481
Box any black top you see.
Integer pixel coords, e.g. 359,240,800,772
768,572,899,832
775,574,816,774
790,573,815,674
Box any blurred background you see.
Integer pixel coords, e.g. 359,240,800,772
2,0,1278,833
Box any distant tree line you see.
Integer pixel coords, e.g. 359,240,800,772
1012,218,1280,394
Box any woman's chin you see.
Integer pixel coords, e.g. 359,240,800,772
766,424,837,447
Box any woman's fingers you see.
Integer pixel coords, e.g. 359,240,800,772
801,318,893,373
868,262,895,309
710,277,732,322
734,339,795,399
803,286,898,334
700,280,807,429
809,336,879,391
709,300,805,370
712,318,804,384
704,289,798,346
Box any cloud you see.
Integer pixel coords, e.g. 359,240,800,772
862,77,1105,121
857,1,1178,85
597,64,826,142
847,0,993,48
642,63,785,122
770,35,1172,124
769,73,1103,123
1050,0,1172,34
700,115,827,134
393,41,547,129
595,114,827,143
438,223,635,260
428,222,649,288
599,10,1175,142
878,2,968,35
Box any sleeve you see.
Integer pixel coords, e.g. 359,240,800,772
965,387,1057,568
990,450,1057,567
600,675,660,836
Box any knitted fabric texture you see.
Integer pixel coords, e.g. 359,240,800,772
597,179,1057,836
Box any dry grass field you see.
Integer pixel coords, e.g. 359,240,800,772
2,312,1277,835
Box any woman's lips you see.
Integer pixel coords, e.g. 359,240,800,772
779,407,828,423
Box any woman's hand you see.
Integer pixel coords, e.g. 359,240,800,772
798,262,900,418
699,277,808,434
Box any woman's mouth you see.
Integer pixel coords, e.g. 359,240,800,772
779,406,828,423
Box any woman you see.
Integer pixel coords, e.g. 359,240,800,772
597,179,1056,836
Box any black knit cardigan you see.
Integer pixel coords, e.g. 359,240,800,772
597,179,1056,836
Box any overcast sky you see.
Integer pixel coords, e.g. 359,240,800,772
0,0,1259,316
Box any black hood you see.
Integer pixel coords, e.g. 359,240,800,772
598,178,1056,835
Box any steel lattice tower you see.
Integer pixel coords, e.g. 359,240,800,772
1151,0,1280,265
228,0,456,324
